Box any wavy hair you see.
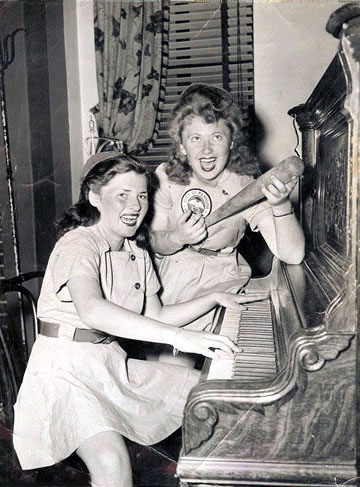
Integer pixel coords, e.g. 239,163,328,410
165,84,260,185
56,155,155,249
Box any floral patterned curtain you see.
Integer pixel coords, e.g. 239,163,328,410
92,1,169,154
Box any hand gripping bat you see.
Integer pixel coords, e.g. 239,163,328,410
205,156,304,228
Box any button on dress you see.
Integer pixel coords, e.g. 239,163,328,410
13,225,199,470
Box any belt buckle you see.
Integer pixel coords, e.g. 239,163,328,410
100,335,117,344
91,332,115,344
189,246,217,256
58,324,76,340
220,247,235,255
199,248,217,256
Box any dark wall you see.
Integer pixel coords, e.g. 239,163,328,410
24,1,57,271
0,2,34,281
45,0,72,219
0,0,72,360
0,0,71,280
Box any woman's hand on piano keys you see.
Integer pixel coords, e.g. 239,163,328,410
213,291,269,310
173,328,239,359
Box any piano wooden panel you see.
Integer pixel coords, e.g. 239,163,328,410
177,5,360,487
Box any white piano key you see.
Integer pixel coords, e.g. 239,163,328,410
207,298,278,381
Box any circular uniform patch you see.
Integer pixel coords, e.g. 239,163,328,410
181,188,212,217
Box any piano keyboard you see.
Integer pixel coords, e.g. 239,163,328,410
207,298,277,381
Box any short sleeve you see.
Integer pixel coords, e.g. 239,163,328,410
144,250,161,297
51,235,100,302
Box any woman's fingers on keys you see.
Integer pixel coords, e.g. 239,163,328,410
215,348,243,359
203,335,242,358
214,349,230,359
240,288,269,296
236,293,269,303
203,348,216,359
215,335,239,354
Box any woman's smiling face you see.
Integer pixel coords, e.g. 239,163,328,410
90,171,149,248
180,116,232,185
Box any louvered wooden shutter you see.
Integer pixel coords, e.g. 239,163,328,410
138,0,254,166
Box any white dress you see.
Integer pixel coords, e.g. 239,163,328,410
152,164,273,330
13,226,199,470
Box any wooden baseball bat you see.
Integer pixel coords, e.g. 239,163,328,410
205,156,304,228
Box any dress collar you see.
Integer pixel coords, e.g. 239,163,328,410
191,168,232,188
77,224,144,257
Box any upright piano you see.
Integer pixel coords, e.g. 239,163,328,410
177,5,360,486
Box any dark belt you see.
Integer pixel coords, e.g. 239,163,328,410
187,246,235,256
39,321,117,344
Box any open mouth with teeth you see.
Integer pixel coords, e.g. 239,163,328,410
199,158,217,172
120,214,139,226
